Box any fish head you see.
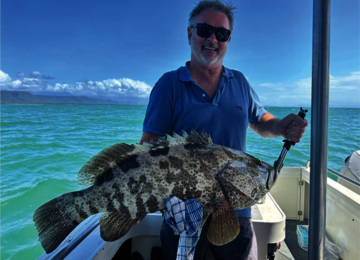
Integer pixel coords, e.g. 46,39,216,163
218,148,277,209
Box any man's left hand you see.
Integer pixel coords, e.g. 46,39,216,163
278,113,308,143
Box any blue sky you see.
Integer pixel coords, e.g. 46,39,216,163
1,0,359,107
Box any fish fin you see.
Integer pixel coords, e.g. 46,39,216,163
147,129,213,147
207,199,239,245
201,129,213,144
182,130,189,139
33,192,79,254
183,128,212,144
99,212,146,241
168,129,212,145
172,132,183,140
78,143,142,186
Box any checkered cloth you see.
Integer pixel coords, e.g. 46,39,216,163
164,196,204,260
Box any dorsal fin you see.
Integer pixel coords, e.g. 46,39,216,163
78,129,212,186
184,128,213,144
201,129,213,144
78,143,140,185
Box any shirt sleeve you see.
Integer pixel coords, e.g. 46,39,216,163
142,75,173,136
246,78,267,124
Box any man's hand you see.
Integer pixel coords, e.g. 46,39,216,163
140,131,159,144
278,113,308,143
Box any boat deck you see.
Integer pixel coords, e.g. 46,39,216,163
111,219,309,260
285,220,308,260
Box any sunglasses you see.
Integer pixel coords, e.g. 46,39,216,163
191,23,231,42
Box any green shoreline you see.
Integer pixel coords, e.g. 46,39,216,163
0,102,146,106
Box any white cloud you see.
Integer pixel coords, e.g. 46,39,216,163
15,71,54,79
12,80,22,88
0,71,12,84
329,72,360,90
0,70,152,100
257,71,360,107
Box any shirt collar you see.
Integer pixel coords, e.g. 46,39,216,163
179,61,234,82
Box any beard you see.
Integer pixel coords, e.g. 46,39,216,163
191,41,226,67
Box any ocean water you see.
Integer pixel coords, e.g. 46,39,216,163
1,104,359,259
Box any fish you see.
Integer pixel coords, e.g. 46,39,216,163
33,129,278,254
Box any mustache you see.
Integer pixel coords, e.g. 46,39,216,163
202,42,219,49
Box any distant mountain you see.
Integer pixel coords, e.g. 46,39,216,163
0,91,123,105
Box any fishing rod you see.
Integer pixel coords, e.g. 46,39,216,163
273,107,308,173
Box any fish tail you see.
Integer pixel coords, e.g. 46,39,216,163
33,192,80,254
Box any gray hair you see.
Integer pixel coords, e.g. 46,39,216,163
189,0,236,32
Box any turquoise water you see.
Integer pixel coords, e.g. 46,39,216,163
1,104,359,259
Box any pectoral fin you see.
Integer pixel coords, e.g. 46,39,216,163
99,212,145,241
207,199,239,245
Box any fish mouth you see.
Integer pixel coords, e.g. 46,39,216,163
266,167,277,191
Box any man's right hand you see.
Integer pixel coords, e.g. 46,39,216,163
139,131,160,144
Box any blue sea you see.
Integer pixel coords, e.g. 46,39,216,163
1,104,359,259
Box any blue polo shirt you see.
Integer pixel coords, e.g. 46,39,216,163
143,62,267,217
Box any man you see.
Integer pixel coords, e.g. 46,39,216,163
140,0,308,259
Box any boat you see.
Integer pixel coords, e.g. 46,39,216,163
336,151,360,195
37,153,360,260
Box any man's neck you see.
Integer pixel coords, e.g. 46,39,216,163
187,61,224,98
188,61,223,81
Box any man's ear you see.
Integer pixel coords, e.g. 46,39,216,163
227,35,231,43
187,26,192,45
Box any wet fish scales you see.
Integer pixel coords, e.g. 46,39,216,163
33,129,277,254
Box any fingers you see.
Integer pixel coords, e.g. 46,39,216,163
278,113,308,141
287,119,308,143
288,113,308,125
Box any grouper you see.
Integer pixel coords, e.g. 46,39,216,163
33,130,279,254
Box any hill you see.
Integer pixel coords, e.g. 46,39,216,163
0,91,120,105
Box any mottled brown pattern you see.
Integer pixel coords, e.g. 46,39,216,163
159,160,169,169
244,153,264,177
78,143,136,185
145,195,159,212
88,201,99,215
149,146,170,157
222,148,240,160
117,154,140,173
111,183,131,217
168,155,184,169
165,171,176,184
33,130,276,254
140,182,153,194
153,172,164,183
157,184,168,195
127,177,141,194
184,143,207,151
187,149,221,180
75,203,88,219
136,194,147,218
171,184,185,198
226,181,254,209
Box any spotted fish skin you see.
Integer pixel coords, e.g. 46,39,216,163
33,130,277,254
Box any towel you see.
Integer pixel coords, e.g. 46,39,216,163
164,196,204,260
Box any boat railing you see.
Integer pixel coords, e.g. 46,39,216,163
306,160,360,187
327,168,360,187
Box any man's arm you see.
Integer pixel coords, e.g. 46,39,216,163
139,131,160,144
250,112,308,143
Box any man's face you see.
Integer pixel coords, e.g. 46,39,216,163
188,9,231,68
